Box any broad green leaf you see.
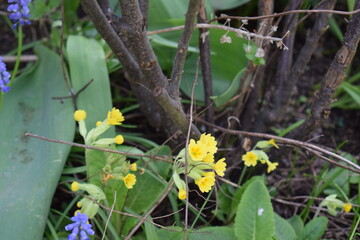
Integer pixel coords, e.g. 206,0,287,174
323,167,350,197
217,184,236,219
209,0,250,10
67,35,114,135
189,226,236,240
229,176,265,220
143,145,172,178
0,45,75,239
125,166,167,213
301,217,328,240
181,30,248,101
274,214,297,240
210,68,245,107
287,215,304,239
145,216,158,240
234,180,275,240
156,227,184,240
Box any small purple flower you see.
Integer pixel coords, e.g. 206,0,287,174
65,212,95,240
0,57,11,93
7,0,31,29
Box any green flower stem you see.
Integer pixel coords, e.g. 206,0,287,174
10,25,23,84
190,188,214,230
238,166,248,185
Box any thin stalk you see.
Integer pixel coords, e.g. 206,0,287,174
10,25,23,84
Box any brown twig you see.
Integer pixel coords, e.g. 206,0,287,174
286,1,360,142
24,132,173,162
208,8,360,23
197,119,360,174
198,1,214,134
125,181,175,240
169,0,201,99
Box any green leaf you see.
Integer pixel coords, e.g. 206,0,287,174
210,68,245,107
189,226,237,240
0,45,75,238
271,120,305,137
209,0,250,10
234,180,275,240
67,35,114,136
301,217,328,240
274,214,297,240
342,82,360,106
229,176,265,220
143,145,172,179
181,30,248,101
287,215,304,239
156,227,184,240
145,216,158,240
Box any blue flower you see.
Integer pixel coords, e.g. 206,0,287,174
65,212,95,240
7,0,31,29
0,57,11,93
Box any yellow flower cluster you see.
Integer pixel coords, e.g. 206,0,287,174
241,139,279,173
173,133,227,199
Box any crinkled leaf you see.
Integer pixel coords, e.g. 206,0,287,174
274,214,297,240
234,180,275,240
302,217,328,240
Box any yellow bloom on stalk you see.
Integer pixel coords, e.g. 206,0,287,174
343,203,352,212
268,139,279,149
266,161,279,173
114,135,124,144
96,121,102,127
188,139,207,161
199,133,218,154
107,107,125,125
203,153,214,163
242,151,258,167
74,110,86,121
213,158,226,176
71,181,80,191
195,172,215,193
130,163,137,171
178,188,187,200
123,174,136,189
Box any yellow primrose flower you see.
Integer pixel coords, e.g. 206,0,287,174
178,188,187,200
202,153,214,163
199,133,218,154
74,110,86,121
267,161,279,173
213,158,226,176
107,107,125,125
130,163,137,171
242,151,258,167
114,135,124,144
188,139,207,161
268,139,279,149
96,121,102,127
71,181,80,191
195,172,215,193
343,203,352,212
123,174,136,189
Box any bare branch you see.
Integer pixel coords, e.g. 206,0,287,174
287,1,360,141
198,1,214,134
169,0,201,99
209,8,360,23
